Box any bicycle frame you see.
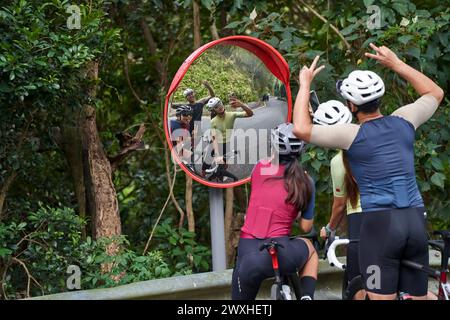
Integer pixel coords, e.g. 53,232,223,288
259,240,294,300
326,235,450,300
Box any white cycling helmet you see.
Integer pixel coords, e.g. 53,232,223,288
271,123,305,156
183,88,194,97
206,97,223,111
337,70,385,106
313,100,352,125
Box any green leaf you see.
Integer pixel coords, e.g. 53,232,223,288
345,34,360,41
398,35,413,45
406,46,420,60
279,39,292,51
200,0,213,11
266,36,280,47
225,21,241,29
392,2,408,16
431,157,444,171
421,181,431,192
430,173,446,189
311,160,321,172
0,248,12,257
169,236,177,246
437,32,449,47
363,0,375,7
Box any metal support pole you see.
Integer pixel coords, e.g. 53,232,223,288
209,187,226,271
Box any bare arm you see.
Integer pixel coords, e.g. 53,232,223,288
197,80,215,104
231,98,254,117
320,196,346,239
365,43,444,104
329,196,346,229
300,218,314,233
292,56,325,141
171,103,184,109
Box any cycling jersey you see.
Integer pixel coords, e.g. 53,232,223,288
241,160,315,239
232,159,315,300
169,119,190,147
188,102,205,134
330,150,362,214
211,111,247,144
309,94,438,212
330,150,362,285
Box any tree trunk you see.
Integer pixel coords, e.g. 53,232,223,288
193,0,201,49
186,176,195,232
0,172,17,221
140,19,168,90
81,104,122,240
210,9,220,40
58,61,122,241
58,121,87,239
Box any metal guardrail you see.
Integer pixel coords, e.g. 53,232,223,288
29,251,442,300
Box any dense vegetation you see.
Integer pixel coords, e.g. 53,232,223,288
0,0,448,299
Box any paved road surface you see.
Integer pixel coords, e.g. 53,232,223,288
192,96,289,183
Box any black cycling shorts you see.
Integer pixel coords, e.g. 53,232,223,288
359,207,428,296
231,236,310,300
347,213,362,283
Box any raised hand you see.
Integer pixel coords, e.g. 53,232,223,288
299,55,325,86
230,97,244,109
365,43,402,70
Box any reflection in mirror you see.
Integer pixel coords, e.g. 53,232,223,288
168,45,288,184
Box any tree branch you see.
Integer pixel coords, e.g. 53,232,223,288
11,257,43,298
109,124,148,172
140,18,168,89
298,0,351,52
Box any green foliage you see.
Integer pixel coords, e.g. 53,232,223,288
224,0,449,228
172,48,271,104
152,218,211,273
1,0,449,300
0,206,193,299
0,0,123,223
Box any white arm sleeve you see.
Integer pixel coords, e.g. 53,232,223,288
391,94,439,129
310,124,360,150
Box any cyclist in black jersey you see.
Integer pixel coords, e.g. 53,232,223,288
292,44,444,300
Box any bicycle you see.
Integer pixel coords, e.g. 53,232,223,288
326,230,450,300
203,150,239,182
200,134,239,182
259,228,321,300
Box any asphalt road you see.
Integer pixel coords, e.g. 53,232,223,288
191,96,289,183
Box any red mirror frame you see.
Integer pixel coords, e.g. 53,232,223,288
164,35,292,188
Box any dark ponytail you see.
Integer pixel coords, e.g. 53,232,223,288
342,151,359,209
266,155,313,212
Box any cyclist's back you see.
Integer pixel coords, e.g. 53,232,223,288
241,160,314,239
292,44,444,299
232,123,318,300
346,114,423,211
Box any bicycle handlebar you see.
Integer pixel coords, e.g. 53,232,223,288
327,238,349,270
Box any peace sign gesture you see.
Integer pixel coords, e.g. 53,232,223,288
365,43,402,70
299,55,325,86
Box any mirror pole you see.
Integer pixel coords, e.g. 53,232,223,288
209,187,227,271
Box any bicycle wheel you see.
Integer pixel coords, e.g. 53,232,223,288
286,274,302,300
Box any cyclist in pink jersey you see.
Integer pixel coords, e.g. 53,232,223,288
231,123,318,300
